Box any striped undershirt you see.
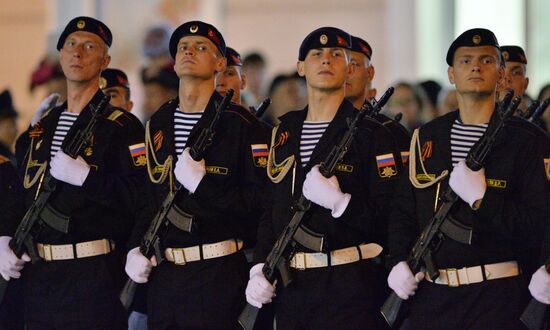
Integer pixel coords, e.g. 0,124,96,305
300,121,330,166
174,108,203,155
50,111,79,158
450,119,488,166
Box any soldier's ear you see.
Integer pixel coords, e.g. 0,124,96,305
240,72,247,90
101,55,111,71
367,65,375,83
297,61,305,77
448,66,455,85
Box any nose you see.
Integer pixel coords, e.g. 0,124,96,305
321,51,331,65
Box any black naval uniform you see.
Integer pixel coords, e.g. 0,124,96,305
128,91,270,329
387,110,550,329
0,155,25,330
1,90,146,329
254,99,403,329
375,113,411,154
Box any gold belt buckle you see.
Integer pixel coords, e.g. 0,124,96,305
171,248,187,265
445,268,460,287
294,252,306,270
42,244,53,261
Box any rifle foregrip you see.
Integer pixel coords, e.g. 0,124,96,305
119,279,137,310
380,291,404,327
238,303,260,330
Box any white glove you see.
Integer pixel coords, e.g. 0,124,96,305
125,247,157,284
302,165,351,218
174,147,206,194
31,93,59,126
529,266,550,304
449,160,486,208
387,261,425,300
0,236,30,281
50,150,91,186
245,263,275,308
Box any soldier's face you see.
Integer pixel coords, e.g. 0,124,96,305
298,47,353,92
174,36,226,80
502,62,529,98
103,86,133,111
60,32,110,84
448,46,503,97
345,51,373,100
215,66,245,103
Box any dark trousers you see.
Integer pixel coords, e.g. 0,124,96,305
147,251,248,329
275,261,380,330
0,279,24,330
403,275,530,329
24,254,126,330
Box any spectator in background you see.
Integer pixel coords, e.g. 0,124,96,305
438,88,458,116
537,83,550,132
386,81,425,132
242,52,267,107
29,56,67,104
215,47,247,105
141,24,173,83
263,72,306,126
418,79,441,120
141,61,178,122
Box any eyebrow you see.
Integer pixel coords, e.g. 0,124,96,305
178,40,207,46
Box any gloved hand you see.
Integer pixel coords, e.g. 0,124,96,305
50,150,91,186
31,93,59,126
0,236,30,281
174,147,206,194
245,263,275,308
302,165,351,218
387,261,425,300
125,247,157,283
529,266,550,304
449,160,486,208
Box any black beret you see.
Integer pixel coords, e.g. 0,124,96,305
226,47,242,67
350,36,372,60
298,27,351,61
0,90,18,119
169,21,225,59
100,68,130,90
446,28,500,66
57,16,112,51
500,45,527,64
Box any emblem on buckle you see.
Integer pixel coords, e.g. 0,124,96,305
445,268,460,287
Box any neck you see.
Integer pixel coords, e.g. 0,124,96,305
66,79,100,113
349,90,368,110
178,77,215,113
456,92,495,124
305,87,345,121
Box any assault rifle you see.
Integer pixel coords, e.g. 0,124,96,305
250,98,271,118
119,90,234,309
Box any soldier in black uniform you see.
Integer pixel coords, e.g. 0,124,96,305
125,21,270,329
499,45,530,113
345,35,410,158
386,28,550,329
100,68,134,112
216,46,247,105
0,90,19,164
247,27,402,329
0,16,146,329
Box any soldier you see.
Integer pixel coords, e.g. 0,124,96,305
0,90,19,164
100,68,134,112
0,16,145,329
216,46,247,105
499,45,530,112
386,28,550,328
124,21,269,328
246,27,402,328
345,35,411,171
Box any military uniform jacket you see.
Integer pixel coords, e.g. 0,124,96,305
375,113,411,156
0,90,146,244
254,99,403,263
387,110,550,270
128,91,270,249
